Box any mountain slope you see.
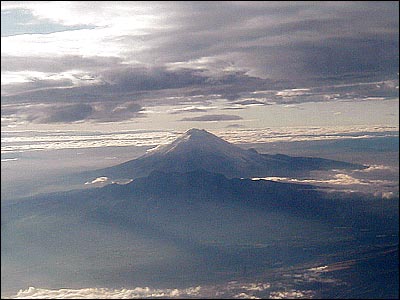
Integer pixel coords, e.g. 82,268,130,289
82,128,365,181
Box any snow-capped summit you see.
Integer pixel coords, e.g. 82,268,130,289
146,128,253,160
184,128,212,136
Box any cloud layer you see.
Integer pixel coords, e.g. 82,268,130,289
8,261,351,299
1,2,398,125
2,125,397,154
8,282,312,299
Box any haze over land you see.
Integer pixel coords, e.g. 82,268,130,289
1,1,399,299
2,129,399,299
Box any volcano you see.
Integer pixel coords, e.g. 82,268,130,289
83,128,365,182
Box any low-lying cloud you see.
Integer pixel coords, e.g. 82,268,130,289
8,263,346,299
9,286,202,299
254,173,393,186
253,169,398,198
84,176,133,185
7,282,310,299
85,176,110,185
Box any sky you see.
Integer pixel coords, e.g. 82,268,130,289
1,1,399,131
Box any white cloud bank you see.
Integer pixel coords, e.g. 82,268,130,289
269,290,315,299
84,176,133,186
84,176,110,185
8,284,316,299
6,260,353,299
253,173,392,186
253,170,398,198
9,286,202,299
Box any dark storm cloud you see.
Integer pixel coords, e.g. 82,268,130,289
296,36,399,80
3,102,144,124
130,1,398,81
1,55,123,73
100,66,209,91
87,102,144,123
1,78,75,96
233,99,267,106
39,103,94,123
180,114,243,122
1,66,273,105
1,1,398,124
226,123,246,128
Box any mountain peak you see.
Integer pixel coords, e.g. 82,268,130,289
86,127,366,181
183,128,222,138
181,128,220,142
185,128,208,135
146,128,241,157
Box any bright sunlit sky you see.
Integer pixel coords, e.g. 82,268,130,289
1,1,399,132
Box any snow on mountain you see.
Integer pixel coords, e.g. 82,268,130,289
144,128,259,162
